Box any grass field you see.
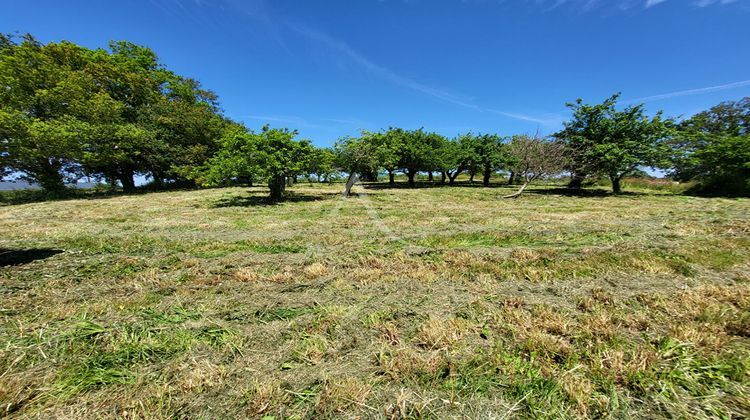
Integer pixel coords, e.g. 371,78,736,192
1,181,749,418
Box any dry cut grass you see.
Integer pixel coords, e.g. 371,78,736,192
1,182,749,418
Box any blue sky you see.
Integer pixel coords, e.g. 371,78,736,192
2,0,750,147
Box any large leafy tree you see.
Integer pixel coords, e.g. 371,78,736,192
81,41,223,190
556,94,673,193
0,35,91,191
0,34,225,193
671,98,750,195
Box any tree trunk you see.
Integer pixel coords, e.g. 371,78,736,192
36,160,67,193
407,170,416,187
119,168,136,193
611,176,622,194
449,171,459,185
361,169,378,182
268,174,286,200
388,170,395,186
503,182,529,199
568,172,586,189
150,172,165,189
428,172,434,182
469,172,475,183
483,165,491,187
440,171,447,184
508,171,515,185
343,172,357,197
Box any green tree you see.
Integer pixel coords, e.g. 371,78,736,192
436,137,466,185
0,34,226,193
556,94,673,193
334,135,378,197
189,125,315,200
671,98,750,195
397,129,443,187
0,34,90,192
181,122,255,188
253,126,315,200
308,147,336,183
462,133,509,187
373,129,402,186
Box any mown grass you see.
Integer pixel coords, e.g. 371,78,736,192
1,181,749,418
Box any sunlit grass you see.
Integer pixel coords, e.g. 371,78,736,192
1,182,748,417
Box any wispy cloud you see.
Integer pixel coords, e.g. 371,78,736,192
289,23,561,126
485,109,566,126
694,0,739,7
288,24,481,112
512,0,745,12
623,79,750,103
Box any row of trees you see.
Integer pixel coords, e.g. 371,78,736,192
0,34,225,192
2,35,748,198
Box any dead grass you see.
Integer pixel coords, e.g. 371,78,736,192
1,183,749,418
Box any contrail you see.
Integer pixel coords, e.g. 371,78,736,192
624,79,750,104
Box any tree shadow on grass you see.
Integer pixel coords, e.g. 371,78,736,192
0,248,63,267
363,180,512,190
211,191,337,208
524,187,646,197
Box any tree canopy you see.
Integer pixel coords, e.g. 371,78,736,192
555,94,673,193
2,34,748,199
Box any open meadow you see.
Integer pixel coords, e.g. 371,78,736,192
1,182,749,418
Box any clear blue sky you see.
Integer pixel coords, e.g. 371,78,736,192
2,0,750,147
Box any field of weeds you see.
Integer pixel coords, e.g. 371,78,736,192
1,182,749,418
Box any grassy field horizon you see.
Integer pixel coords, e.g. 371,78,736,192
1,182,749,418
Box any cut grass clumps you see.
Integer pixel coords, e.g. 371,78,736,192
190,240,304,258
1,184,749,417
1,308,245,409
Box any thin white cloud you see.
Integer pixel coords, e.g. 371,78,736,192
511,0,745,11
288,24,480,112
486,109,565,126
623,79,750,103
695,0,739,7
289,24,561,126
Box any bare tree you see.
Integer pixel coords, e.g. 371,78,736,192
502,135,566,198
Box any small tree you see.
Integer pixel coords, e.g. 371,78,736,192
556,94,673,193
503,135,566,198
334,135,378,197
253,126,315,200
308,147,336,183
436,138,465,185
471,134,508,187
189,124,313,200
373,128,403,186
397,129,443,187
184,122,257,188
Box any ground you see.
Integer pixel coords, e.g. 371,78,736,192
1,181,749,418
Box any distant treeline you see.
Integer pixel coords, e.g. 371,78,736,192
1,34,748,199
